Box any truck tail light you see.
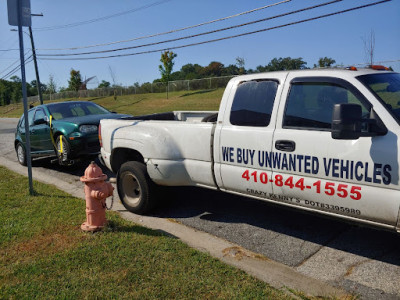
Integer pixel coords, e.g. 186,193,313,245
98,123,102,147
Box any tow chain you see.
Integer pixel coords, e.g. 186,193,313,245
106,178,116,210
105,194,114,210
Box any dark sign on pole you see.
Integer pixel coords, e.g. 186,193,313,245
7,0,31,27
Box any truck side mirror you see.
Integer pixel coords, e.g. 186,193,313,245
331,104,362,140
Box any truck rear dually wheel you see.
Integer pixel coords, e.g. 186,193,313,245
117,161,157,214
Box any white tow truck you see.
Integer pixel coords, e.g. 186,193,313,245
99,66,400,233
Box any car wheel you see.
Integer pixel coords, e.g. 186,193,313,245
55,135,71,164
117,161,157,214
16,143,27,166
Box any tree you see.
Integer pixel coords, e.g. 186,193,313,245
202,61,224,77
159,51,177,82
236,57,246,74
10,75,21,83
266,57,307,71
47,74,57,94
0,79,13,106
68,69,82,92
98,80,111,89
180,63,203,80
159,50,177,98
29,80,47,96
223,64,240,76
314,57,336,68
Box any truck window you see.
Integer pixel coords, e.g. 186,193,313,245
230,80,278,127
283,82,370,130
357,73,400,124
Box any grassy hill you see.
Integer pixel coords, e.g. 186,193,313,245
0,88,225,118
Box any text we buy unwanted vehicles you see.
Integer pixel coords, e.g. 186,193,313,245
100,67,400,233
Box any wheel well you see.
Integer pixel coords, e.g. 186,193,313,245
111,148,144,173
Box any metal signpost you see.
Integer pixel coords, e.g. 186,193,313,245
7,0,34,194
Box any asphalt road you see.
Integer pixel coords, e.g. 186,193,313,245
1,117,399,299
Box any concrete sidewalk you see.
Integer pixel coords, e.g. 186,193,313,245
0,156,349,299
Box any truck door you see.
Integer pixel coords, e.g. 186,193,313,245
272,75,399,226
215,74,286,199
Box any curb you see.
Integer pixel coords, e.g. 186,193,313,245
0,156,349,298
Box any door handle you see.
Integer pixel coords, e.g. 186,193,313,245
275,140,295,152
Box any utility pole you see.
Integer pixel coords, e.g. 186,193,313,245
28,26,43,104
11,13,43,105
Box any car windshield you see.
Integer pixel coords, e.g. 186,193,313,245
47,102,110,120
358,73,400,122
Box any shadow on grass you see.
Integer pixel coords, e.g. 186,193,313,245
105,220,172,237
179,89,216,98
110,98,144,111
87,97,108,102
30,191,72,199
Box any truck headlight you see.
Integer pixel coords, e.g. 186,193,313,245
79,125,98,133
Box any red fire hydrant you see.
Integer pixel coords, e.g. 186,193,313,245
80,161,114,232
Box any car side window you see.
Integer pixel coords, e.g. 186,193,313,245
28,110,35,126
33,109,46,123
283,82,370,130
230,80,278,127
19,114,25,128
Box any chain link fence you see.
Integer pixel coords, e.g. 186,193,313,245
25,75,235,105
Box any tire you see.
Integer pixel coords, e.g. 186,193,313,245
117,161,157,214
55,135,71,164
16,143,27,166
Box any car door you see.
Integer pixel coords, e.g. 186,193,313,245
20,109,37,152
30,108,53,154
271,74,400,227
215,74,287,199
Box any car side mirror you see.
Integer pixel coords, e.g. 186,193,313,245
33,116,49,126
331,104,362,140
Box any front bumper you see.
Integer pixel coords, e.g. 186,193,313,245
68,132,100,158
100,148,113,171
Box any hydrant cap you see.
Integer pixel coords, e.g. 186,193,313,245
80,161,107,182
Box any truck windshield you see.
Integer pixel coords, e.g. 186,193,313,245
358,73,400,122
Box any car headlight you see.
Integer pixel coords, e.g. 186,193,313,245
79,125,98,133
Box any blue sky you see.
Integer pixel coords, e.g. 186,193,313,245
1,0,399,89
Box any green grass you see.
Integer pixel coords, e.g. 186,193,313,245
0,88,224,118
0,166,294,299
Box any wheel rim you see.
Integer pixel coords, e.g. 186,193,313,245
121,172,141,207
56,139,67,161
17,144,24,163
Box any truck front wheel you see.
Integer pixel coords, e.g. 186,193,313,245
117,161,156,214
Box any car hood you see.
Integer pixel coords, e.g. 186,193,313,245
58,113,131,126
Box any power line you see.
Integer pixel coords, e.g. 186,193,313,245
0,50,31,76
1,55,33,80
37,0,291,51
38,0,343,57
352,59,400,66
38,0,390,61
33,0,174,31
